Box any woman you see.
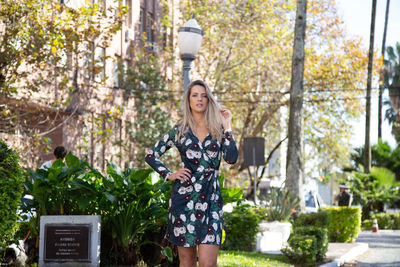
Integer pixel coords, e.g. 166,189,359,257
145,80,238,267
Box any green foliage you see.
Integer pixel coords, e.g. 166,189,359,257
0,139,24,250
282,234,317,266
24,152,94,216
293,211,330,229
259,187,300,222
120,54,174,168
283,211,329,266
219,173,243,205
348,141,400,180
23,153,173,266
99,162,170,265
384,42,400,142
222,205,261,251
362,213,400,230
0,0,124,95
348,167,399,220
323,207,361,242
218,250,293,267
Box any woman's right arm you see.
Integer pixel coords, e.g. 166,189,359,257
145,127,191,182
145,128,176,181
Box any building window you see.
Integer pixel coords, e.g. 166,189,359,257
139,8,144,36
83,42,95,80
125,0,132,27
94,46,105,82
138,0,157,52
146,11,154,43
113,56,121,88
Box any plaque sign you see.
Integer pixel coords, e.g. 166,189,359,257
44,224,91,262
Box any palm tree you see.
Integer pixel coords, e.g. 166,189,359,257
384,42,400,141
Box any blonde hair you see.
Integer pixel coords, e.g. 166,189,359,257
178,80,223,141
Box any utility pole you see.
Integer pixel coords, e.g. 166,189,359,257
378,0,390,141
365,0,377,174
286,0,307,212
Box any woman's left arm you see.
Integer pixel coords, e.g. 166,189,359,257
220,109,238,164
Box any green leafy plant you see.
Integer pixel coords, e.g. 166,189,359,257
283,211,329,266
119,53,174,168
23,153,174,266
219,173,243,205
0,139,24,250
222,204,261,251
323,207,361,242
293,211,330,229
348,167,399,220
362,212,400,230
282,234,317,266
98,162,171,266
259,187,300,222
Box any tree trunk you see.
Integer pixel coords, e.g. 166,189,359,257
365,0,377,174
286,0,307,212
378,0,390,141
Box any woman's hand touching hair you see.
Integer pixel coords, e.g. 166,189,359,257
220,108,232,130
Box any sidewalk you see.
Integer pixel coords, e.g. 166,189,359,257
319,242,369,267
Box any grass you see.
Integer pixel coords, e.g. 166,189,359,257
218,250,294,267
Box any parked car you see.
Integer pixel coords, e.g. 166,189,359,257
305,191,326,213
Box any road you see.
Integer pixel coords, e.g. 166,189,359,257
344,230,400,267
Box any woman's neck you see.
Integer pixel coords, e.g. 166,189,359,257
192,112,206,128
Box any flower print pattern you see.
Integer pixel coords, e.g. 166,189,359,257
145,125,238,247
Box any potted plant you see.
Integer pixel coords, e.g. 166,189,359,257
255,187,299,252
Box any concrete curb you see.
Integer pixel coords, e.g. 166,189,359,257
319,243,369,267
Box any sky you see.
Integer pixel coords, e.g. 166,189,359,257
335,0,400,149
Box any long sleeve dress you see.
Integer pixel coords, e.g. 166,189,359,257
145,125,238,247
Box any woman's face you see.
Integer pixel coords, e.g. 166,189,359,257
189,85,208,114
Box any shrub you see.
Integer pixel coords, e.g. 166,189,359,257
374,213,400,229
323,207,361,242
362,212,400,230
293,211,330,229
294,226,328,262
283,211,329,266
0,139,24,250
282,233,317,266
222,205,261,251
23,155,173,266
361,219,373,230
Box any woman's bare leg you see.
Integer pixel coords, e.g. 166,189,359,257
178,246,197,267
197,244,219,267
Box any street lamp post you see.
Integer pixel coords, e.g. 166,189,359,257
178,14,204,91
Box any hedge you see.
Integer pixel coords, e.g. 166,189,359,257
323,207,361,242
0,139,24,250
282,211,329,266
222,205,261,251
362,212,400,230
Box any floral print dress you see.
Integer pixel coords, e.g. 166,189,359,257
145,125,238,247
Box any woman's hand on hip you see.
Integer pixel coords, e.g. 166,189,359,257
168,168,192,182
220,108,232,130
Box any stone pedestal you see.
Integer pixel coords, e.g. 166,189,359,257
256,221,292,253
39,215,101,267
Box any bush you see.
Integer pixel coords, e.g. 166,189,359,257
361,219,373,230
222,205,261,251
362,212,400,230
0,139,24,250
283,211,329,266
23,155,173,266
323,207,361,242
282,233,317,266
293,211,330,229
